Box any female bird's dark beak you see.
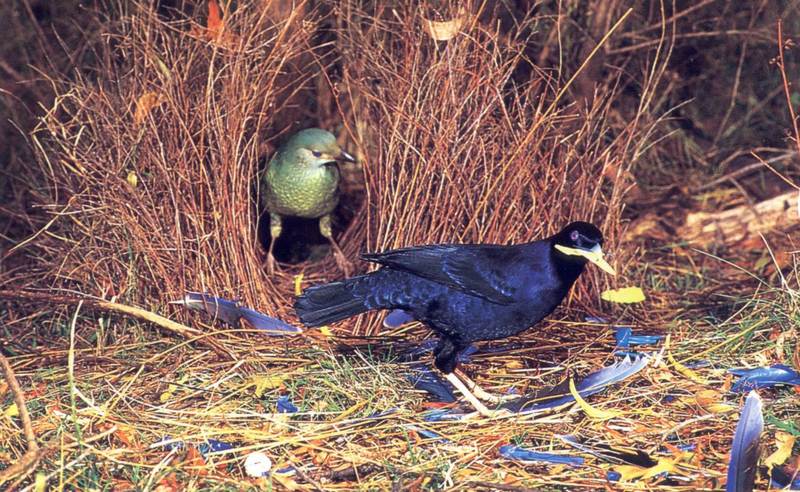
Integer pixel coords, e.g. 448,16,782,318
337,150,356,163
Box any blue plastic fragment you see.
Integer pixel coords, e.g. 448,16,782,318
629,334,664,345
276,395,299,413
198,439,235,455
383,309,415,328
614,327,663,348
615,328,632,348
729,365,800,393
239,307,303,334
607,471,621,482
613,350,643,358
499,445,584,466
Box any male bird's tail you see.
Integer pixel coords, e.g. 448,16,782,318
294,276,370,327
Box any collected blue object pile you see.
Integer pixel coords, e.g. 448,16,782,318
171,292,302,335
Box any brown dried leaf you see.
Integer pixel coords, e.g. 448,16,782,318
134,92,165,126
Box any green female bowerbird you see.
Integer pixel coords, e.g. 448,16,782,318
261,128,356,275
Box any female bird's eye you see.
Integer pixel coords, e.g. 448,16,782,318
570,230,579,242
311,150,322,158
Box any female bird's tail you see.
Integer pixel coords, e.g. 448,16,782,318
294,276,370,327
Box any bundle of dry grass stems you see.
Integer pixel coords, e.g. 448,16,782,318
4,1,665,333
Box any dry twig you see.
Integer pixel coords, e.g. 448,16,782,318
0,290,233,359
0,353,40,487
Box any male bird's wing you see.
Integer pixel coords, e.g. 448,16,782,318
361,244,529,304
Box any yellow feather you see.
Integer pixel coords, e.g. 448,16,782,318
569,378,622,420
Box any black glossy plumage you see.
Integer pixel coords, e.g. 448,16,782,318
294,222,604,374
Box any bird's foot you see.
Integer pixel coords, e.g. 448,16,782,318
455,370,520,404
333,250,353,276
444,372,516,419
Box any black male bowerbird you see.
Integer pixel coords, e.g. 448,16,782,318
294,221,616,416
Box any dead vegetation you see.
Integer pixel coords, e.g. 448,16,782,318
1,0,799,490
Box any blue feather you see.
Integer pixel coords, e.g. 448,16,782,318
503,355,649,413
726,390,763,492
729,365,800,393
423,409,467,421
499,445,584,466
238,307,302,334
172,292,241,326
614,327,663,348
406,364,456,402
172,291,302,335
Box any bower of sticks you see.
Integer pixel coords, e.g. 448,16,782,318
1,1,799,490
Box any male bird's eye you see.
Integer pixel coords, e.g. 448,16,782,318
311,150,322,158
570,230,579,241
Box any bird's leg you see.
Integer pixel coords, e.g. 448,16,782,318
454,369,520,403
434,339,512,417
319,214,352,276
265,212,282,275
444,372,512,418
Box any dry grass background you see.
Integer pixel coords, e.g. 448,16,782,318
1,0,799,490
3,0,668,323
